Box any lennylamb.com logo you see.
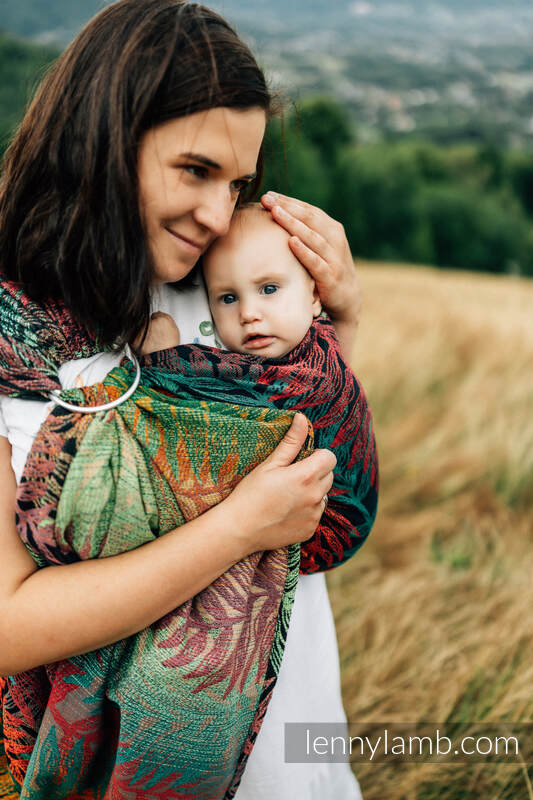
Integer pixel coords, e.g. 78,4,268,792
284,723,533,764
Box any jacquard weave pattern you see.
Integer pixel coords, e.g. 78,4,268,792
0,279,105,399
0,278,378,799
139,318,378,574
0,737,18,800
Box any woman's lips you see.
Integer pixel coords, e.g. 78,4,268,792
166,228,205,254
243,335,276,349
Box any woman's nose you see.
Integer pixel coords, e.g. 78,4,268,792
193,186,235,237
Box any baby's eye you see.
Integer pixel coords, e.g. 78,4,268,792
221,293,237,305
261,284,278,295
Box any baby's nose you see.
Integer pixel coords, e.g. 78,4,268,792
239,299,262,323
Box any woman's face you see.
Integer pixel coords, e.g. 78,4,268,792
137,106,267,285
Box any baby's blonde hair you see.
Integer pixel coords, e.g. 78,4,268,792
232,201,272,227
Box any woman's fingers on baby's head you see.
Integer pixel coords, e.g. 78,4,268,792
273,208,328,251
288,238,330,285
262,191,309,211
262,192,329,226
266,204,333,271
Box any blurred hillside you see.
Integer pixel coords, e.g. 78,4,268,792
1,34,533,276
262,99,533,276
328,262,533,799
2,0,533,147
222,0,533,148
2,2,533,277
0,34,58,150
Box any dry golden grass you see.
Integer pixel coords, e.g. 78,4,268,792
326,262,533,800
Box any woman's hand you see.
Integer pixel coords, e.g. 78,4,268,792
0,416,331,675
261,191,362,359
224,413,336,556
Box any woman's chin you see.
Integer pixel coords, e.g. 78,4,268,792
152,260,196,285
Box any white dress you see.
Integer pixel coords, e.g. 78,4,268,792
0,283,362,800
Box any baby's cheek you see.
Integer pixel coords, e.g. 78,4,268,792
277,295,299,321
214,310,233,333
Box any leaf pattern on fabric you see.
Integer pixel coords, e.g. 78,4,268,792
0,277,378,798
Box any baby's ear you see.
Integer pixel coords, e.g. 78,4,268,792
311,282,322,318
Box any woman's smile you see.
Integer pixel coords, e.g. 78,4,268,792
137,106,266,285
166,227,205,255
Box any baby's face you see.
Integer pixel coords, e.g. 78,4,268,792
203,211,321,358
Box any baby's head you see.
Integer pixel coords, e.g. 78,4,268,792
203,204,322,358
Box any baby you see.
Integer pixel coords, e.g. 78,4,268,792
139,203,323,357
137,202,378,574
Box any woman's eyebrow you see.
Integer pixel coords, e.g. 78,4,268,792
180,152,256,179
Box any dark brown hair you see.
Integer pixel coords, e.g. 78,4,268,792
0,0,272,348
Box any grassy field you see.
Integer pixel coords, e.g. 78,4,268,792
1,262,531,800
326,263,533,799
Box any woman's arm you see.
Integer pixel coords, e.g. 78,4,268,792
261,191,362,359
0,414,334,676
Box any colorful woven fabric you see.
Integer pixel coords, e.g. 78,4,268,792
139,318,378,574
0,734,18,800
0,278,378,799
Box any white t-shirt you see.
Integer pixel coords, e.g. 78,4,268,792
0,283,362,800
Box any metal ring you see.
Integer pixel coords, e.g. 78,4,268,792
322,494,329,508
49,345,141,414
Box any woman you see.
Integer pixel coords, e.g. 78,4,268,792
0,1,369,797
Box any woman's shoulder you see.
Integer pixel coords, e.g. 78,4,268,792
0,276,101,399
0,275,97,355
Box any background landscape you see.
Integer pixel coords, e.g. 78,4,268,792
1,0,533,275
337,263,533,798
4,0,533,148
0,2,532,798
